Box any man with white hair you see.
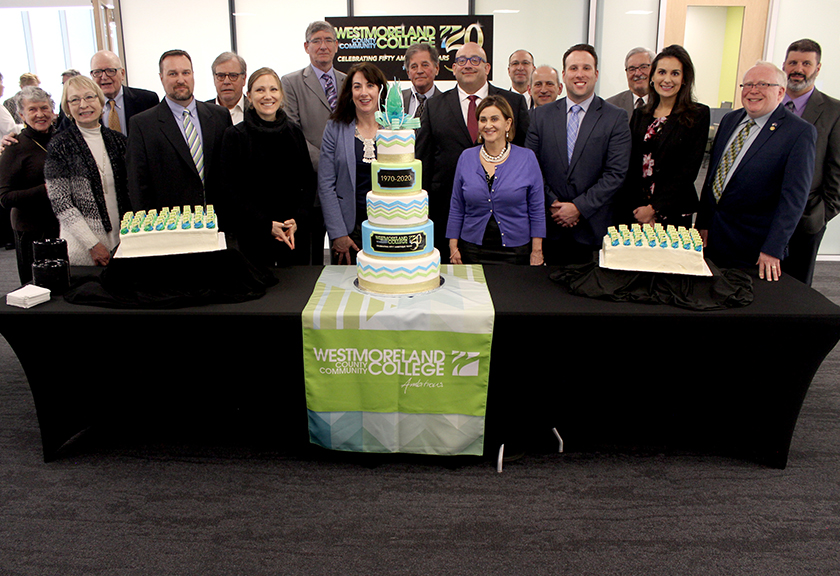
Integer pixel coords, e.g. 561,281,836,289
697,62,817,281
90,50,159,135
606,47,655,121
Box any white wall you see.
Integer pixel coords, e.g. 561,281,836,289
595,0,659,101
120,0,230,101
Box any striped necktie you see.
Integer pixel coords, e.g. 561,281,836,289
712,119,755,202
323,73,337,111
182,110,204,185
567,104,582,163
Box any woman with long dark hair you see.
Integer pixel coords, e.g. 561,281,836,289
617,44,710,228
318,62,388,264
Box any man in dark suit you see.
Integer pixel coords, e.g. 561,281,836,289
605,47,654,122
126,49,232,212
90,50,159,136
206,52,248,125
525,44,631,265
697,62,817,281
281,20,346,264
401,42,441,118
779,39,840,285
416,41,529,253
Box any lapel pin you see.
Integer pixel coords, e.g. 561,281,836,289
770,123,778,131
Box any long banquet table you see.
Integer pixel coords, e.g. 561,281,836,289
1,265,839,468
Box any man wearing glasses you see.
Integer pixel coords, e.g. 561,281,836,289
89,50,159,136
606,47,654,122
281,20,346,264
697,62,817,281
416,41,529,252
208,52,248,125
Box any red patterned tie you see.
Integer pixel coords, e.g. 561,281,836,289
467,95,479,143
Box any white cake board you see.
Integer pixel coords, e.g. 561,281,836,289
599,248,713,277
114,232,227,259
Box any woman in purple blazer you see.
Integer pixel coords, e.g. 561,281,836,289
447,95,545,265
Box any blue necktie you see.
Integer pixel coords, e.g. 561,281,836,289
567,104,581,163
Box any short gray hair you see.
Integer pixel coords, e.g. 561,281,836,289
211,52,247,76
404,42,439,70
17,86,54,115
752,60,787,86
624,47,655,68
305,20,336,42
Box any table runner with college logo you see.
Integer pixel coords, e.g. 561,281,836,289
302,265,494,455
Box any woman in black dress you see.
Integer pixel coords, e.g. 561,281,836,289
221,67,315,267
618,45,710,228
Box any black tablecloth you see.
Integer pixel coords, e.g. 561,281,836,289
2,265,839,467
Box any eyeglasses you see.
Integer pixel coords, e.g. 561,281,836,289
90,68,120,78
215,72,244,82
455,56,486,67
626,64,650,74
740,82,782,90
308,37,336,46
67,94,99,107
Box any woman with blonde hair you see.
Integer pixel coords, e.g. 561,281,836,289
221,67,315,267
44,75,129,265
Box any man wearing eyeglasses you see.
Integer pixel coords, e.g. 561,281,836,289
89,50,159,136
207,52,248,125
281,20,346,264
416,41,529,252
606,47,654,122
697,62,817,281
508,50,536,109
780,39,840,286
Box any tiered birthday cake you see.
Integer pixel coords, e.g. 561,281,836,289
118,205,222,258
600,223,710,276
356,82,441,294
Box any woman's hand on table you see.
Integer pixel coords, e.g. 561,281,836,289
333,235,359,264
89,242,110,266
272,219,297,250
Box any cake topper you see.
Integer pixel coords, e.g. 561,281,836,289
375,79,421,130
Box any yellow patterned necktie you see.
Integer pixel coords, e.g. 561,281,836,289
712,119,755,202
107,99,121,133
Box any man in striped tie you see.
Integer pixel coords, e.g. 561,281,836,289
126,49,232,213
697,62,817,281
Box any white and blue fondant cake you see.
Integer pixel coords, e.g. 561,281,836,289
356,81,441,294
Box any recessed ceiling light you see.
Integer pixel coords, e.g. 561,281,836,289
494,9,520,14
626,10,653,15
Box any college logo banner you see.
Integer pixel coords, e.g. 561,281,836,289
302,265,494,455
328,15,495,81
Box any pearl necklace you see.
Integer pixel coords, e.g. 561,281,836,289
480,142,509,163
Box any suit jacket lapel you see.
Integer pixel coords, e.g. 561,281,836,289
304,66,331,111
802,89,824,125
734,106,785,177
445,90,473,145
552,98,569,170
196,102,215,177
345,120,357,193
569,98,601,171
157,102,196,177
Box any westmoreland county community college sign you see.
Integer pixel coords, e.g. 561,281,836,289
328,15,494,81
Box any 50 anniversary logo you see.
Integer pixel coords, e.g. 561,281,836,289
329,15,494,81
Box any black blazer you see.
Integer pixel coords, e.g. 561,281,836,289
126,99,232,212
798,88,840,234
415,83,529,244
616,103,710,223
122,86,160,135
